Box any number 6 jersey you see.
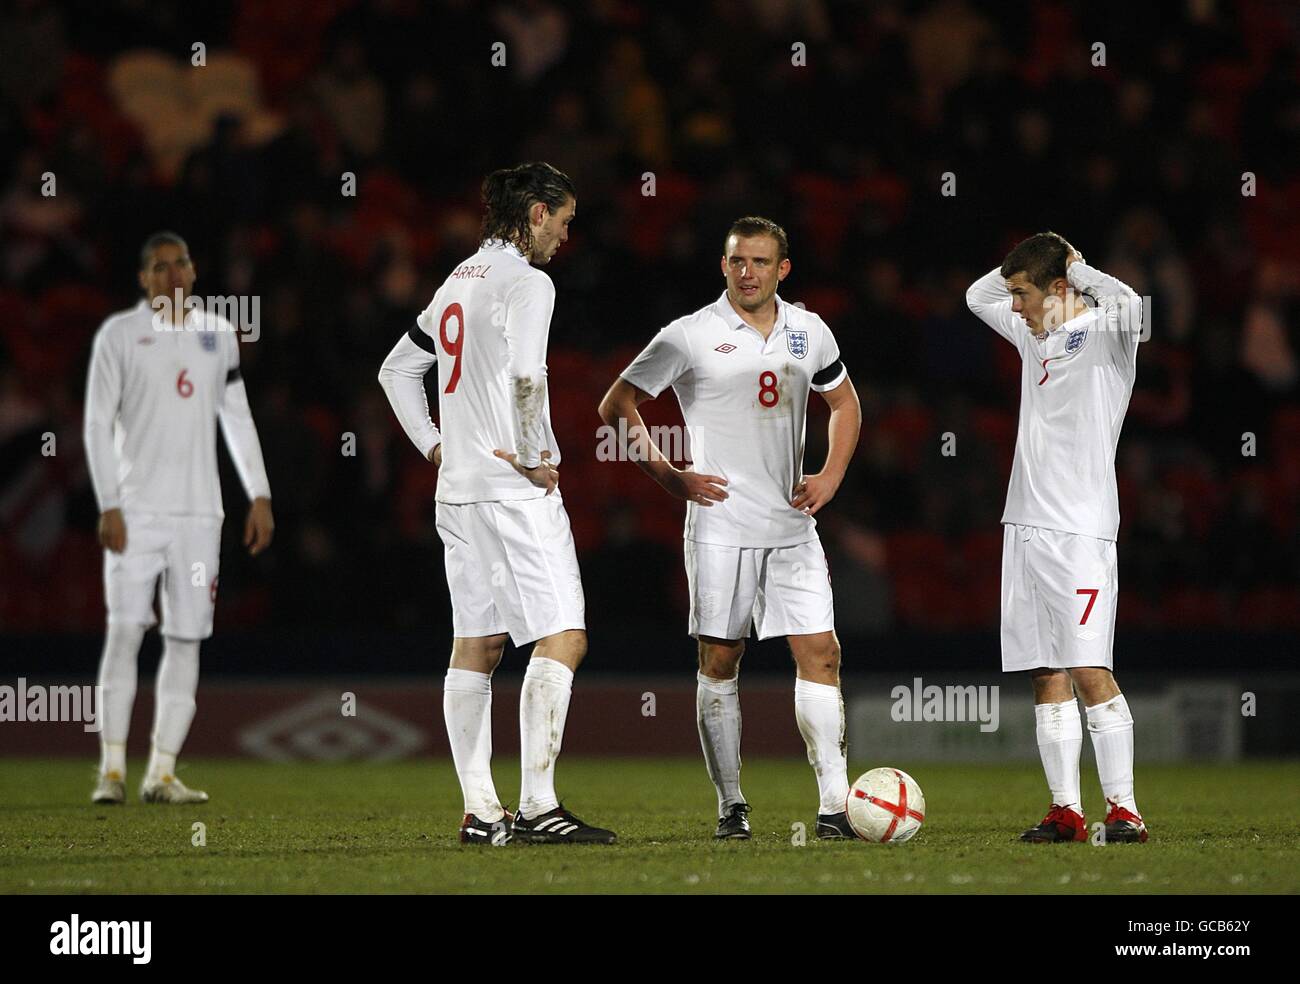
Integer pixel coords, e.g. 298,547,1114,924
620,292,847,548
379,239,561,504
83,300,271,519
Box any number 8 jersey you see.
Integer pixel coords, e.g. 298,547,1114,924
620,292,846,548
381,240,562,504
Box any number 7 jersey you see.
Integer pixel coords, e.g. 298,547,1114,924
407,240,561,504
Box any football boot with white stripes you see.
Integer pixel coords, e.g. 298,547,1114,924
511,804,617,844
459,809,514,845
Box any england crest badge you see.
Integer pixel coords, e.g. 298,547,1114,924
787,329,809,359
200,330,218,353
1065,327,1088,354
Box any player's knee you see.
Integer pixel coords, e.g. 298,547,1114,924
534,629,586,669
698,640,743,678
1030,670,1073,702
791,637,840,676
564,630,588,668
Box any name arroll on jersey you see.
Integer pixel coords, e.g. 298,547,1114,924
379,240,561,504
966,261,1142,541
83,300,271,518
621,292,847,548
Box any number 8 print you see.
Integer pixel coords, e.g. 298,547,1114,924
758,370,778,407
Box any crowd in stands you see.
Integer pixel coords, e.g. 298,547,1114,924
2,0,1297,643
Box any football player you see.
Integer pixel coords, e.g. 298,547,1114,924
599,217,862,840
379,162,615,845
966,232,1148,843
84,231,274,805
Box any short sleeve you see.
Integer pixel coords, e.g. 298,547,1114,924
810,320,846,392
621,322,692,398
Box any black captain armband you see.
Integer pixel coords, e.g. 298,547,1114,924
407,324,439,355
226,367,241,384
812,359,844,387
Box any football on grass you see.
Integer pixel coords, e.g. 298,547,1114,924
846,768,926,843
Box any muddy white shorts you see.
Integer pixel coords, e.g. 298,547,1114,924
685,537,834,641
1000,523,1117,672
104,512,223,640
435,492,586,646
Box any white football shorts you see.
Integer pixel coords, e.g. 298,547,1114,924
685,537,835,641
1000,523,1118,672
435,492,586,646
104,512,223,640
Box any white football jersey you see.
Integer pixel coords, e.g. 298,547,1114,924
83,300,270,518
966,261,1142,541
621,291,847,548
401,241,561,504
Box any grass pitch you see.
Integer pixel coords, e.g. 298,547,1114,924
1,758,1296,894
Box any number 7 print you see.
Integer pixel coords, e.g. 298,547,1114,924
1076,588,1099,625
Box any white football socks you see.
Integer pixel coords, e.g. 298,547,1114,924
146,636,199,783
96,621,145,777
1086,694,1139,815
1034,698,1083,814
443,667,504,821
518,657,573,819
696,671,745,817
794,677,851,815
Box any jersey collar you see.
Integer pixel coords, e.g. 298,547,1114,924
713,290,789,333
481,239,527,261
1044,305,1098,337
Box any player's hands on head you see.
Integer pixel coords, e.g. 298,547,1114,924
662,466,729,507
245,497,274,556
98,508,127,553
494,449,559,495
791,471,841,516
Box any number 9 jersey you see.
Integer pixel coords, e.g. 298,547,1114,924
380,239,562,505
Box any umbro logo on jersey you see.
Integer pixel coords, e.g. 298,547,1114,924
714,343,737,353
136,336,155,345
787,330,809,359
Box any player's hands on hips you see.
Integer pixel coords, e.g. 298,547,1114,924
494,449,559,494
791,471,842,516
245,497,274,555
662,466,729,507
427,444,443,467
98,508,127,553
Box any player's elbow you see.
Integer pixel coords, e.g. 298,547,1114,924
597,391,618,426
965,286,982,315
598,384,631,426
